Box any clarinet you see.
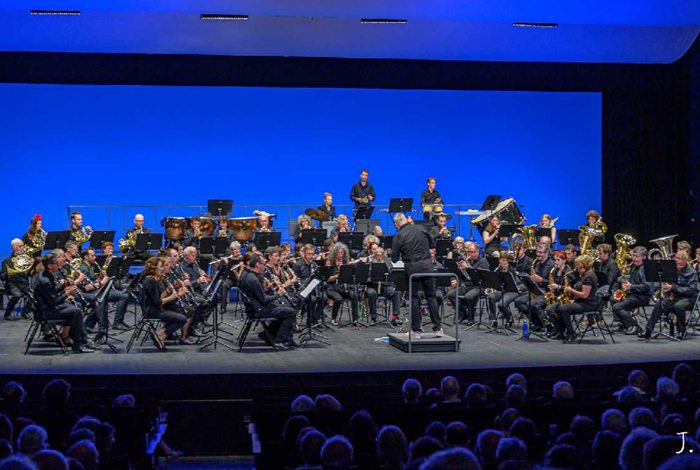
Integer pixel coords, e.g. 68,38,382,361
169,269,198,308
58,267,88,307
264,266,295,305
163,276,190,311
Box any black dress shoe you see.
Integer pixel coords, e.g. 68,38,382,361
257,332,273,346
490,320,498,329
111,322,130,331
638,329,651,340
72,345,95,354
273,342,291,350
563,332,579,343
676,331,686,341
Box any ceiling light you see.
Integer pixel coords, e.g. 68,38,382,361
513,22,558,28
30,10,80,16
200,14,249,21
361,19,407,24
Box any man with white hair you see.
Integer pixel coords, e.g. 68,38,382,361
2,238,33,320
17,425,48,456
122,213,152,262
391,213,442,338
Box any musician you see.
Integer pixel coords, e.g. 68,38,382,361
79,248,130,333
391,213,442,337
596,243,619,297
543,251,573,337
324,242,360,326
539,236,553,248
487,252,523,328
280,243,294,265
539,214,557,244
553,254,599,343
183,217,203,250
515,242,533,274
429,214,453,241
350,169,375,220
446,237,465,260
318,192,337,221
448,242,489,324
240,254,297,349
584,210,605,246
294,244,326,325
692,247,700,272
101,242,115,273
330,214,351,242
677,241,692,258
255,213,275,233
141,256,193,350
34,253,95,353
514,243,554,331
415,248,444,315
216,216,236,245
564,245,578,271
2,239,33,321
610,246,651,336
481,215,503,257
421,177,444,220
293,215,313,244
365,247,402,326
69,211,92,246
22,214,46,258
218,241,244,311
121,214,152,261
264,247,299,308
357,235,379,260
639,250,699,341
179,246,210,295
372,225,384,237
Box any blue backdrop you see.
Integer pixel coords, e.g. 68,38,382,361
0,84,600,248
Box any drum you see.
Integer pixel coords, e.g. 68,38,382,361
472,197,525,232
162,217,187,241
228,217,259,242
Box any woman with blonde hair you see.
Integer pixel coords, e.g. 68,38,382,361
554,254,598,343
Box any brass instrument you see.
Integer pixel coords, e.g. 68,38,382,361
558,271,576,304
649,234,677,260
529,259,538,299
102,256,112,273
549,217,559,227
544,270,558,305
72,226,93,245
118,227,143,253
578,218,607,261
6,253,33,279
517,224,538,251
25,230,47,257
612,233,636,301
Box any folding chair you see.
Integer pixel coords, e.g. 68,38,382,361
237,291,278,352
125,291,163,353
25,291,69,355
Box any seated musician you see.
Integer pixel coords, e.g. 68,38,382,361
481,215,504,257
543,251,573,338
183,217,204,250
218,241,243,311
179,247,210,296
69,211,93,247
216,216,236,246
553,254,599,343
421,177,444,220
487,252,524,328
372,225,384,237
164,247,205,334
78,248,130,334
2,239,34,321
318,192,336,221
677,240,692,259
640,250,699,340
263,247,298,308
122,214,152,261
330,214,351,242
141,256,194,350
539,236,552,248
429,214,453,241
365,247,402,326
280,243,294,265
564,244,578,271
325,242,359,326
256,213,275,233
239,254,297,350
101,242,115,272
357,235,379,260
596,243,619,298
416,248,444,313
539,214,557,244
34,253,95,353
692,247,700,272
610,246,650,336
294,244,326,325
515,241,533,274
447,237,465,260
514,243,554,332
584,210,606,247
64,240,80,266
294,215,313,244
447,242,488,324
22,214,46,259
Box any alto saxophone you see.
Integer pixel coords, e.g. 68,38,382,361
544,270,558,305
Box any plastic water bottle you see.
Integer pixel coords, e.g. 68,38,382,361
523,320,529,337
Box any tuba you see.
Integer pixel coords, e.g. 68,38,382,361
517,224,538,251
612,233,636,301
649,234,677,260
6,253,33,279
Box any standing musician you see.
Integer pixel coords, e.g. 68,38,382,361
553,254,599,343
639,250,699,341
583,210,605,246
22,214,47,258
293,215,314,244
240,254,297,350
263,247,299,308
69,211,93,247
446,237,465,260
421,177,444,220
34,253,95,353
183,217,204,250
415,248,445,316
216,216,237,245
350,169,376,221
487,252,523,328
78,248,130,332
429,214,453,241
331,214,351,242
2,239,34,321
318,192,337,221
539,214,557,244
365,247,402,326
294,244,326,326
448,242,489,324
217,241,244,311
121,214,152,261
391,213,442,338
596,243,619,298
325,242,360,327
141,256,194,350
482,215,504,257
610,246,651,336
515,241,533,274
543,251,573,338
514,243,554,332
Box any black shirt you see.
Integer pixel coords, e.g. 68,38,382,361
391,223,434,264
597,257,620,288
671,264,700,299
531,258,555,290
125,227,152,253
317,204,336,221
420,189,443,208
350,181,376,207
429,224,453,241
239,268,280,313
626,264,652,298
574,270,598,302
294,258,317,281
179,260,207,293
183,229,201,250
141,276,165,317
78,262,99,291
458,256,490,285
34,270,69,312
516,255,533,274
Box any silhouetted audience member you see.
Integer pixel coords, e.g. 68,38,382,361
65,440,99,470
543,444,579,469
376,425,407,470
661,413,686,436
465,384,488,408
644,435,696,470
619,427,658,470
1,382,26,407
475,429,501,469
17,425,48,456
655,377,680,403
591,430,621,470
433,376,461,407
348,410,377,468
495,437,527,466
35,380,75,448
614,370,648,399
0,456,38,470
419,447,481,470
553,381,574,400
31,449,69,470
406,436,443,470
298,430,326,470
602,409,627,436
315,395,342,413
672,363,693,399
617,386,643,404
320,435,353,470
444,422,470,449
292,395,316,413
402,379,423,404
505,386,526,409
657,454,700,470
509,418,539,463
629,407,658,431
506,374,527,394
284,416,311,453
64,429,95,452
497,409,521,437
425,422,445,445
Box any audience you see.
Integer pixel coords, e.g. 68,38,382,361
320,435,353,470
402,379,423,405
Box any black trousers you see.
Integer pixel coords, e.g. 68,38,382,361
646,297,696,333
220,278,236,309
303,291,326,324
148,309,188,337
556,301,598,334
258,304,296,343
446,286,480,321
5,281,31,317
514,294,546,328
405,259,440,332
611,295,649,329
366,286,401,320
43,304,88,347
327,287,359,321
488,292,519,321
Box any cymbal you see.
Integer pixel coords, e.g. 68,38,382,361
454,210,483,216
305,208,328,222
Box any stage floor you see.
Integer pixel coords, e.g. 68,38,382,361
2,306,699,377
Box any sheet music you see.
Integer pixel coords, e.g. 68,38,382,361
299,279,321,299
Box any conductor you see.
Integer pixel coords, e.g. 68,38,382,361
391,213,443,338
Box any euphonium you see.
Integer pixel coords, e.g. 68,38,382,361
517,224,538,250
612,233,636,301
578,226,603,261
649,234,677,260
6,253,33,279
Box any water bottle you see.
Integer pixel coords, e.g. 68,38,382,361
523,320,529,337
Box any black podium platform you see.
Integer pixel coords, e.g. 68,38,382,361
388,332,460,353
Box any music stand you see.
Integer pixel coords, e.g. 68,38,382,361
355,219,380,235
487,257,499,270
89,231,115,250
301,230,326,247
436,239,452,258
135,233,163,253
355,206,375,220
481,270,518,336
558,229,579,247
199,272,232,351
119,258,134,279
536,228,554,242
44,231,71,251
207,199,233,217
338,232,365,252
388,198,413,213
200,237,229,259
92,278,119,353
480,195,502,212
515,274,548,342
643,259,679,341
254,232,281,250
337,264,366,329
499,224,519,251
463,269,490,331
378,235,394,251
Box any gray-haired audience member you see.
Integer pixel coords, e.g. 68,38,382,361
602,408,628,436
66,440,99,470
629,407,658,431
419,447,481,470
402,379,423,404
619,427,658,470
656,377,680,402
553,381,574,400
617,386,643,404
292,395,316,413
320,435,353,470
506,373,527,393
17,426,48,456
496,437,527,464
506,385,526,408
475,429,501,467
440,376,461,404
31,449,69,470
111,394,136,408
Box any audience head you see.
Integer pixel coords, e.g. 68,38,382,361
408,437,443,467
661,413,687,436
65,440,99,470
17,426,48,456
617,386,643,404
619,427,658,470
475,429,501,467
418,447,481,470
300,430,326,468
592,430,621,470
506,385,526,408
672,363,693,395
506,373,527,394
657,454,700,470
315,394,342,413
509,418,538,461
1,382,26,405
348,410,376,445
425,421,445,444
42,379,71,409
444,421,470,449
402,379,423,404
0,456,37,470
111,394,135,408
602,408,628,436
543,444,579,469
31,449,69,470
320,435,353,470
291,395,316,413
440,376,460,401
553,381,574,400
64,429,95,450
499,408,521,435
570,415,596,443
376,425,408,467
629,406,658,431
496,437,527,465
283,415,310,449
465,384,487,407
628,370,649,391
656,377,680,402
644,435,696,470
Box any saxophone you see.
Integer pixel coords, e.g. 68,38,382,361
558,271,575,304
544,270,558,305
529,260,538,299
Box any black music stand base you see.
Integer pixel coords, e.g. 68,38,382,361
515,296,549,342
199,281,236,351
646,314,681,343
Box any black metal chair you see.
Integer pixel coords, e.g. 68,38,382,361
25,291,69,355
237,291,278,352
125,292,163,353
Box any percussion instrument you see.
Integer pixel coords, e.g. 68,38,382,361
423,204,444,213
228,217,260,242
471,197,525,232
162,217,187,241
305,208,328,222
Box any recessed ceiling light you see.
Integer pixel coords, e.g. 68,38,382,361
30,10,80,16
200,14,249,21
513,22,558,28
361,19,407,24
